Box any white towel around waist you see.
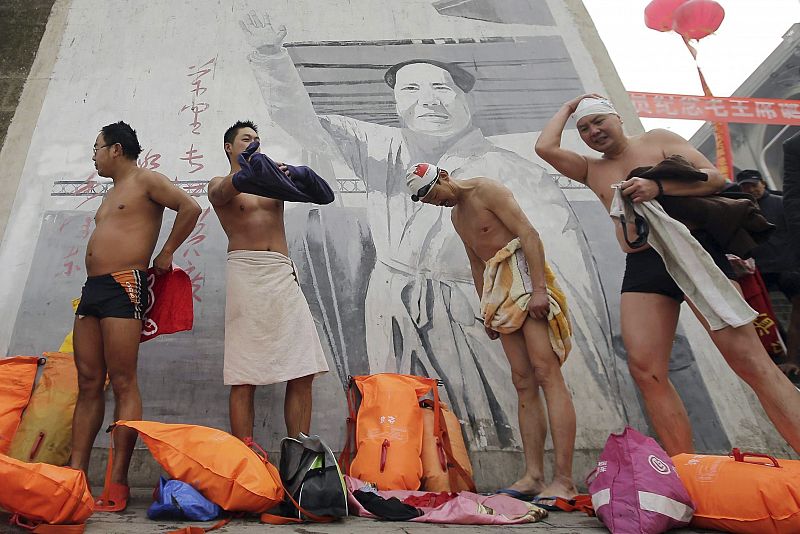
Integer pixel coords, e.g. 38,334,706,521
224,250,329,385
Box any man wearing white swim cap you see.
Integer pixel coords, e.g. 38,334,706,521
535,94,800,457
571,96,619,124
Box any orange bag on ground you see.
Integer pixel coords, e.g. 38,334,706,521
673,449,800,534
9,352,78,465
115,421,283,513
341,374,436,491
419,399,475,492
0,356,41,454
0,452,93,529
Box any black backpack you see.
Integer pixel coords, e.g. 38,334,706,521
278,433,348,520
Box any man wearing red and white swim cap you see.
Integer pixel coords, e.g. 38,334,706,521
405,161,578,503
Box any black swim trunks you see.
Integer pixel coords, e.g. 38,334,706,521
75,269,149,320
621,231,735,302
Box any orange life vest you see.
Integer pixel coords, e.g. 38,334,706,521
420,399,475,492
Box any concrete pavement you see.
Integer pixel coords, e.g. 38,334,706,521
1,489,719,533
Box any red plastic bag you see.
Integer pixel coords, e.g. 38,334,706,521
140,268,194,342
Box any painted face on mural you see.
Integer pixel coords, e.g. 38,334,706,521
576,113,623,153
393,63,472,137
226,127,260,162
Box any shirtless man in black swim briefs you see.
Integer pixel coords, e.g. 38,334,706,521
69,121,200,511
535,95,800,457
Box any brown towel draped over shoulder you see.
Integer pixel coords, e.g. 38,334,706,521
628,155,775,259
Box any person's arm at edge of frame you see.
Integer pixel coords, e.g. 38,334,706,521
535,94,601,184
781,132,800,250
147,171,203,274
483,183,550,320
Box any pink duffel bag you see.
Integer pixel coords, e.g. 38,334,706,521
588,427,695,533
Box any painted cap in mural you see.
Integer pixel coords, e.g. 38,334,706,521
572,97,619,122
385,59,476,93
406,162,441,202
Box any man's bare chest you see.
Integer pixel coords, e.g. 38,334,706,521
453,206,501,242
95,188,153,222
216,195,282,225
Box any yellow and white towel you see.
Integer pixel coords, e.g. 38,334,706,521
224,250,329,385
480,238,572,364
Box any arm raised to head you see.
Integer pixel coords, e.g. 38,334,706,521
535,94,602,184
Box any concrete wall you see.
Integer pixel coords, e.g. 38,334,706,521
0,0,792,488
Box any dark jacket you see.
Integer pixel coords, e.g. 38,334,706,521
783,132,800,267
750,191,794,273
629,156,775,259
233,142,335,205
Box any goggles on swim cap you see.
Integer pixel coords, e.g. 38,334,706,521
406,163,442,202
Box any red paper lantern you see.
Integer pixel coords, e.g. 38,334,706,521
672,0,725,40
644,0,690,32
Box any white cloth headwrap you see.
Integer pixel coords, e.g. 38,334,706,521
572,97,619,122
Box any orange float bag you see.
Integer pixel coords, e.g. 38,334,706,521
0,452,93,530
419,399,475,492
0,356,40,454
115,421,283,513
673,449,800,534
9,352,78,465
340,374,436,490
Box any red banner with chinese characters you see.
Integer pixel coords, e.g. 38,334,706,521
628,92,800,125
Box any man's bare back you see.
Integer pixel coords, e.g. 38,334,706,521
87,169,165,276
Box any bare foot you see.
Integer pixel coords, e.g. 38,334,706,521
536,476,577,500
501,475,545,496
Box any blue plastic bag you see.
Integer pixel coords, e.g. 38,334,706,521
147,476,221,521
